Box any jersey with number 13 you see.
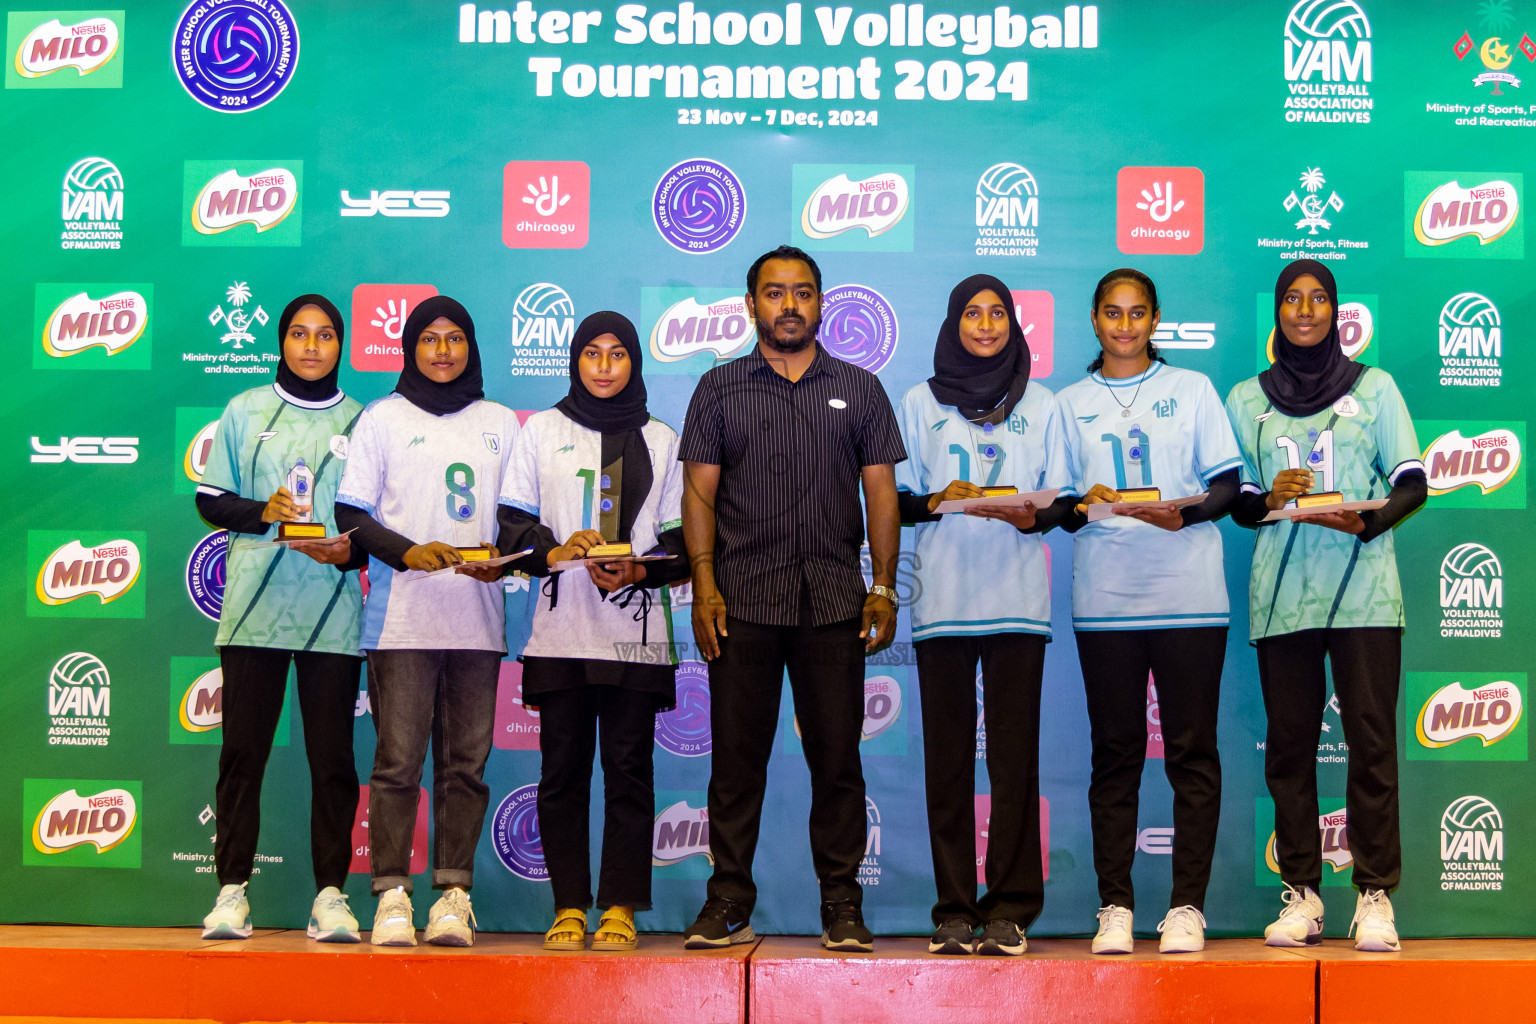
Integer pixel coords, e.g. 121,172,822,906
336,393,522,651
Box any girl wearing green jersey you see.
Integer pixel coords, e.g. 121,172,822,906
196,295,367,943
1226,260,1426,953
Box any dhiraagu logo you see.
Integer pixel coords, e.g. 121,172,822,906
6,11,124,89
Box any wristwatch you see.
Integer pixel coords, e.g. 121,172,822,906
868,585,899,609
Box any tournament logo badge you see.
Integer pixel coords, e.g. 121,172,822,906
208,281,268,350
510,282,575,377
1439,292,1503,388
492,783,547,880
7,12,124,88
820,284,898,373
655,662,711,757
792,164,913,252
1281,0,1373,123
1440,795,1504,890
24,780,141,867
185,530,228,621
35,286,151,370
47,652,110,747
653,158,745,254
183,161,303,247
975,162,1039,258
178,668,223,733
642,288,754,372
652,798,711,867
350,283,438,373
173,0,299,112
1116,167,1204,255
32,535,143,616
503,161,589,248
60,157,123,250
1409,671,1527,761
1421,422,1525,507
1452,4,1535,95
1438,543,1505,639
1406,172,1523,258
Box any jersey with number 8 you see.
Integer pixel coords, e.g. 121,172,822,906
1224,366,1422,641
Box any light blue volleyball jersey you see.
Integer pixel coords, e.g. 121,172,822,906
894,382,1074,641
1056,362,1243,631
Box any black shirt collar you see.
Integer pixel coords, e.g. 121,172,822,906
745,340,831,380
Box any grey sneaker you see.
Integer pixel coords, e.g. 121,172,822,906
201,882,251,940
370,886,416,947
424,887,477,947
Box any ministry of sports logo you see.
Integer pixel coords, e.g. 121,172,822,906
1440,542,1504,638
173,0,299,112
60,157,122,250
7,12,124,88
1452,4,1535,95
47,652,110,747
1282,0,1373,124
975,163,1039,258
1439,292,1503,387
185,530,228,621
208,281,269,351
510,282,575,376
1257,167,1369,260
655,662,710,757
492,783,546,880
820,284,898,373
653,158,745,254
1440,795,1504,891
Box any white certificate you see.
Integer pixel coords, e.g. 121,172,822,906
1262,498,1388,522
1086,493,1209,522
933,487,1060,515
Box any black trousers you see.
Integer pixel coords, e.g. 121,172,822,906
215,644,362,890
916,633,1045,928
1256,627,1401,893
1075,628,1226,912
537,685,658,910
705,616,867,914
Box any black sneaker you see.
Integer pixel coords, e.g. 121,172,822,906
928,918,976,955
820,900,874,952
683,897,754,949
977,918,1026,956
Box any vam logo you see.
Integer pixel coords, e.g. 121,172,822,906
791,164,914,252
47,652,111,748
1440,542,1504,638
1440,795,1504,891
510,282,575,377
182,161,303,247
60,156,123,250
860,795,883,885
30,436,138,464
1439,292,1502,388
975,162,1039,258
1282,0,1373,123
652,799,710,867
1422,424,1524,506
645,290,754,370
29,784,138,861
7,13,123,88
1406,172,1523,258
179,668,223,732
1408,671,1526,762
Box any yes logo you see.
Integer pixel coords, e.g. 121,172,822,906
350,283,438,372
24,781,140,866
1117,167,1204,255
6,12,124,88
1406,172,1523,259
792,165,914,252
1409,672,1526,761
1420,421,1526,508
29,532,144,618
183,161,303,247
33,284,152,370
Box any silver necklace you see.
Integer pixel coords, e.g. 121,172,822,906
1102,364,1150,418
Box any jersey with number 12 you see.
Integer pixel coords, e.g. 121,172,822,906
336,393,521,651
1225,367,1421,641
1056,362,1242,631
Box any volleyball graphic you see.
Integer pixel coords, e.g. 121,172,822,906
50,652,110,692
512,283,575,322
1441,292,1501,332
1442,795,1502,833
977,163,1038,202
1285,0,1371,43
1441,542,1502,580
63,157,123,197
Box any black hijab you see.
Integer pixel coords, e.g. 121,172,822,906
927,274,1030,425
275,294,344,405
1259,259,1364,417
394,295,485,416
556,312,653,544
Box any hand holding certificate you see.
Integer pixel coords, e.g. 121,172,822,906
1085,490,1210,522
932,486,1061,515
406,547,533,581
1261,493,1388,523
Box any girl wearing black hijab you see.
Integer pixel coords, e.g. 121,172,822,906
334,296,522,948
893,275,1075,956
497,311,689,951
195,295,367,943
1226,260,1425,953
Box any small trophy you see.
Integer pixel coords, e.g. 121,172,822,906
277,458,327,541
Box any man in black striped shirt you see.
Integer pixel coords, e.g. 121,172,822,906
678,245,906,952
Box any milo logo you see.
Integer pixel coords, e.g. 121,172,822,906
1424,428,1521,495
42,290,146,357
1417,680,1523,749
180,668,223,733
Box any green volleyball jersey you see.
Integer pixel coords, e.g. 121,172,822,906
1224,367,1422,641
199,384,364,655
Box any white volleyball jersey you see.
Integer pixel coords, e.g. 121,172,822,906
500,410,684,663
1055,362,1243,631
894,382,1073,642
336,394,521,652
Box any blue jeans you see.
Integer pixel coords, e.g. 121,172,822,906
366,648,500,894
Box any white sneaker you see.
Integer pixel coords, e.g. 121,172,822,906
1157,905,1206,953
1263,884,1324,947
1350,889,1401,952
424,887,477,947
307,886,361,943
201,882,252,940
1091,905,1134,954
370,886,417,947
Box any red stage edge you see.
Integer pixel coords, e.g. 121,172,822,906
2,928,1535,1024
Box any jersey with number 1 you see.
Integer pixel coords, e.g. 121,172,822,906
1056,362,1243,631
336,394,521,652
1225,367,1421,641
